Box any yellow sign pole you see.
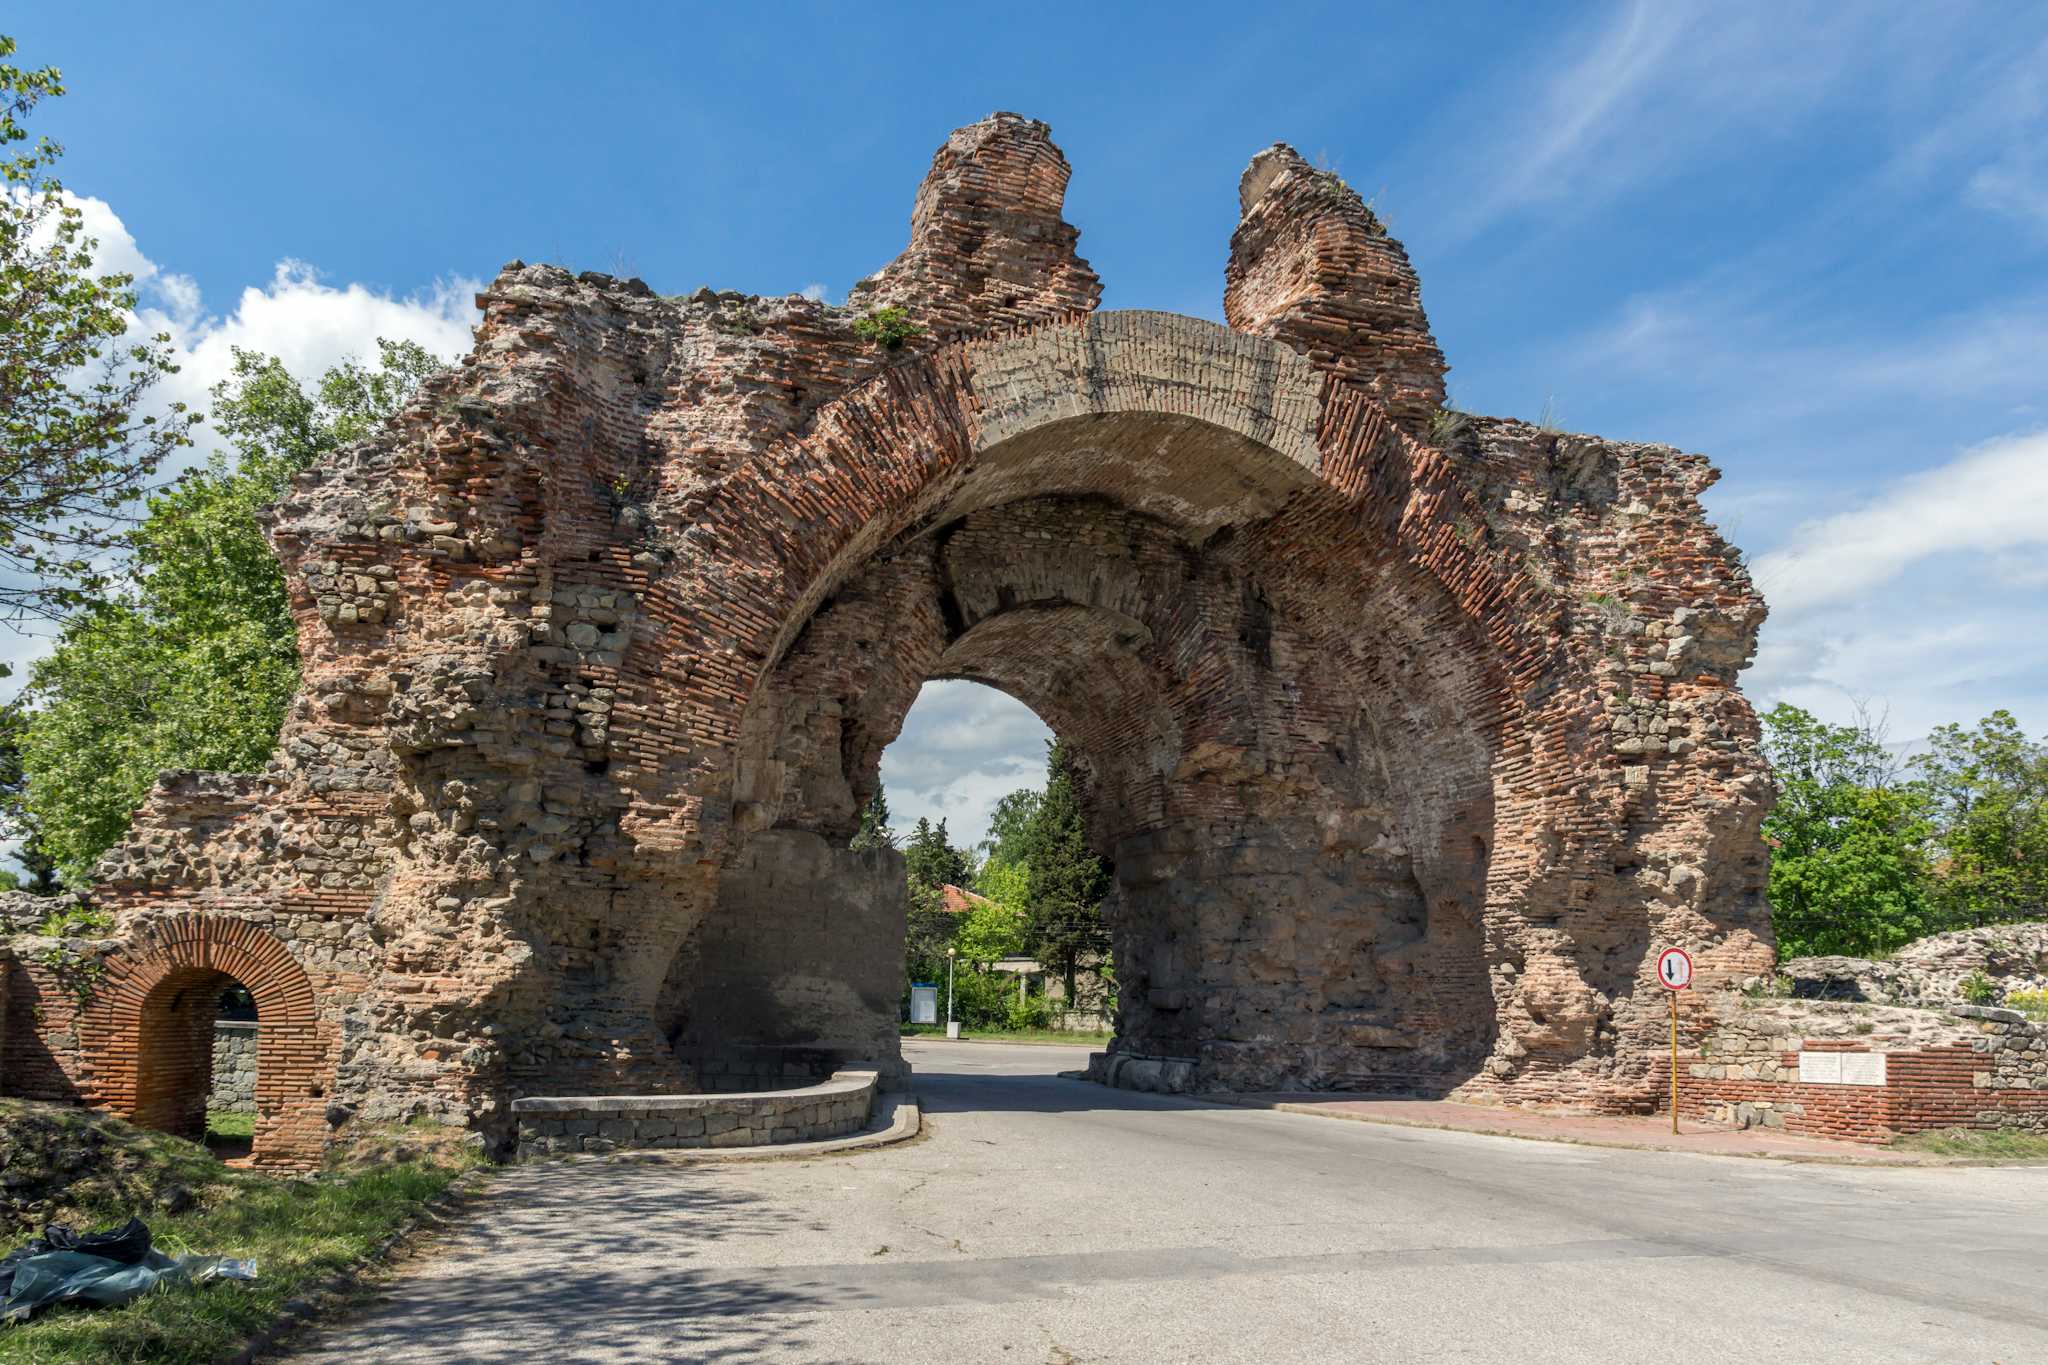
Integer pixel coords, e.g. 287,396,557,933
1670,990,1679,1135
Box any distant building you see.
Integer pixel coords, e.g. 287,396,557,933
937,883,992,915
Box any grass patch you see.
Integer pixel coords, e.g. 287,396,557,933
205,1111,254,1141
901,1023,1112,1047
1,1106,485,1364
1894,1127,2048,1161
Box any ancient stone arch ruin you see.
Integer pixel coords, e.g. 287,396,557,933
0,114,1775,1162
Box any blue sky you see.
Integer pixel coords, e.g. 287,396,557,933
12,2,2048,851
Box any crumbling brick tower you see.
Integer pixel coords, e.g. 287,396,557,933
0,114,1773,1161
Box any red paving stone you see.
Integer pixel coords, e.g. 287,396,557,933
1209,1094,1956,1164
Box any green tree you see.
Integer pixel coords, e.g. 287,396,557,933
0,700,58,890
849,786,895,851
1760,703,1936,958
1023,740,1111,1000
11,341,443,883
1913,710,2048,929
900,815,975,990
953,892,1028,966
0,36,200,625
973,856,1029,912
903,815,974,895
979,788,1040,865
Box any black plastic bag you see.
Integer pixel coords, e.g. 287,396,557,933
2,1215,255,1324
0,1218,151,1297
44,1218,152,1265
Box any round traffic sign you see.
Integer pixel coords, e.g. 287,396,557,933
1656,947,1693,990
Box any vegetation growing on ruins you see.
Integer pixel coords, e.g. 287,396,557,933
2005,990,2048,1021
1426,405,1471,446
850,305,927,350
1761,703,2048,959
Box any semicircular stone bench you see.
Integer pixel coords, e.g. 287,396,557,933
510,1068,878,1161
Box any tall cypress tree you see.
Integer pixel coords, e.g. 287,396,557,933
1024,740,1110,1002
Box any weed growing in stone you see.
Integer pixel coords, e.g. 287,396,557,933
1959,970,2000,1005
852,306,927,350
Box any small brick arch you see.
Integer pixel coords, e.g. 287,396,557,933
78,916,330,1168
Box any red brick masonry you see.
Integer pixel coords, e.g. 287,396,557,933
1669,1007,2048,1144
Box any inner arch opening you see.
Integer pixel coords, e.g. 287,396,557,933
878,680,1114,1037
659,476,1498,1098
134,969,260,1161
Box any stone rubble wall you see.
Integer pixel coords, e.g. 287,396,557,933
1671,998,2048,1142
209,1020,258,1113
660,830,907,1089
1780,923,2048,1006
510,1068,877,1160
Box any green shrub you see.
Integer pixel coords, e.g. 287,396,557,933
851,306,926,350
1005,995,1052,1032
1959,971,1999,1005
909,966,1013,1029
2003,989,2048,1020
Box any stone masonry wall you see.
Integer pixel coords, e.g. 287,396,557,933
210,1020,258,1113
1670,999,2048,1142
510,1069,876,1159
2,111,1775,1148
661,830,906,1089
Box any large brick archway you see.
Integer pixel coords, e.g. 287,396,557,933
4,112,1776,1143
77,916,329,1167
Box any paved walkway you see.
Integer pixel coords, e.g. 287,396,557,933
290,1039,2048,1363
1213,1093,1950,1162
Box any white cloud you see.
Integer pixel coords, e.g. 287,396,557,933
1750,431,2048,616
1424,3,2048,252
1883,32,2048,233
799,282,829,304
1574,282,2048,413
1970,148,2048,233
39,191,480,439
140,260,479,428
880,680,1051,854
1441,1,1913,242
1741,430,2048,738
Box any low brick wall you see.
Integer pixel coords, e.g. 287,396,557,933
510,1068,878,1160
1674,1001,2048,1143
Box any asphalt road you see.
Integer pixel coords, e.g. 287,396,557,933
291,1039,2048,1364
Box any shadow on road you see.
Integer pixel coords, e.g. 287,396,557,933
295,1161,845,1363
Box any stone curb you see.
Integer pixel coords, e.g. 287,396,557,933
545,1091,923,1167
228,1163,494,1364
